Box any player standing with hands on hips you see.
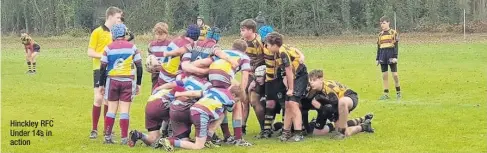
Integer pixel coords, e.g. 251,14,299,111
376,16,401,100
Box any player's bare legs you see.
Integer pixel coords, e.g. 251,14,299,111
249,91,265,132
392,71,401,99
25,52,31,73
90,88,105,139
380,72,390,100
175,116,225,150
335,97,353,138
30,52,38,73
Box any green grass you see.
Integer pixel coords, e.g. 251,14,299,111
2,34,487,153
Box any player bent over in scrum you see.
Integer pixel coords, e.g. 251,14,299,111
99,24,143,144
151,25,198,91
307,69,374,138
155,86,240,151
128,87,184,147
189,39,253,146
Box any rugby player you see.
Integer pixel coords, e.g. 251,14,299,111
239,19,266,135
307,69,374,138
197,15,211,41
147,22,171,89
151,25,200,91
158,26,238,75
265,32,309,142
192,39,253,146
87,6,122,139
156,86,241,151
377,16,401,100
128,86,185,147
99,23,143,144
20,30,41,74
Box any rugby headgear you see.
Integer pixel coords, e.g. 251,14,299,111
206,27,221,42
255,65,266,77
111,24,127,40
258,25,274,42
186,24,200,41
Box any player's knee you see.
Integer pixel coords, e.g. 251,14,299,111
195,140,206,149
393,72,399,78
345,130,353,137
382,73,388,79
94,95,103,105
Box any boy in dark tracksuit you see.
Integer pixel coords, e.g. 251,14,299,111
376,16,401,100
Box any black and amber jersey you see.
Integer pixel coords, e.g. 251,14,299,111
376,29,399,62
243,34,265,72
21,35,33,45
377,29,398,49
317,80,352,104
265,44,303,82
277,44,302,75
264,48,277,82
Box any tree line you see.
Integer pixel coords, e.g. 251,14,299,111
2,0,487,36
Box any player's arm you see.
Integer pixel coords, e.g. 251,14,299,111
154,81,177,91
281,52,294,93
239,57,251,97
164,44,190,57
87,31,102,59
393,32,399,58
192,58,213,68
181,61,209,75
99,50,109,88
181,53,209,75
175,90,203,98
294,47,305,64
147,43,153,55
133,50,143,86
214,47,239,67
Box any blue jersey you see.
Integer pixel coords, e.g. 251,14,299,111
182,39,219,62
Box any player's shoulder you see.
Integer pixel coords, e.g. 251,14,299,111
389,29,398,34
150,39,171,47
107,40,135,50
279,44,292,53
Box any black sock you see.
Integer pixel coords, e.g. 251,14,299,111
347,117,365,126
396,86,401,93
242,125,247,134
264,108,275,131
384,89,389,94
32,62,36,72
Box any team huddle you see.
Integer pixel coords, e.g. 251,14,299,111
80,6,402,152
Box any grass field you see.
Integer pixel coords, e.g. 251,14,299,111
1,34,487,153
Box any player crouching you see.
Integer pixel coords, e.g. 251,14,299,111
128,86,185,147
306,69,374,138
155,85,243,151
